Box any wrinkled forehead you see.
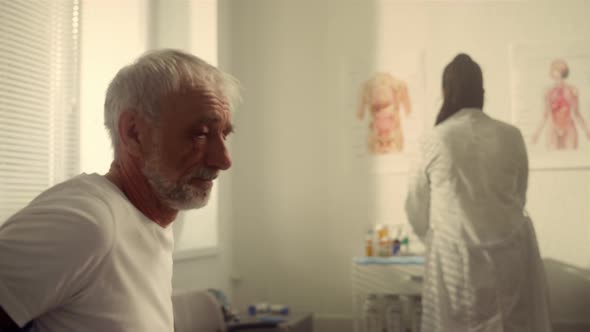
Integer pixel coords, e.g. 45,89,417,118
157,89,232,127
163,89,230,113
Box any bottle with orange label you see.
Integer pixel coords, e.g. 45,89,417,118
365,230,374,257
376,224,389,240
375,224,393,257
379,236,392,257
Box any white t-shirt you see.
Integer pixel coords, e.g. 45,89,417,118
0,173,175,332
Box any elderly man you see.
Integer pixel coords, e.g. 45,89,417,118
0,49,240,331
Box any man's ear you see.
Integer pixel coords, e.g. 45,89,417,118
117,110,150,158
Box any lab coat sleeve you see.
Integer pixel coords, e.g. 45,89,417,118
405,136,436,242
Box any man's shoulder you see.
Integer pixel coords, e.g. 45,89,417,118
5,174,120,249
29,173,121,214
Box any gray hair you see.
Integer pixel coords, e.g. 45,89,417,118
104,49,241,151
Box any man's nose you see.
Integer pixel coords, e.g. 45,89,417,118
206,139,232,171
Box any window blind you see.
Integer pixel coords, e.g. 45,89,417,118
0,0,80,222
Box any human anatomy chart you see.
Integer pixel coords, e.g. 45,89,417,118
356,72,412,155
511,42,590,169
345,49,426,174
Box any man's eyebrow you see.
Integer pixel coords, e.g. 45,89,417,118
197,114,223,123
224,123,235,134
195,115,234,134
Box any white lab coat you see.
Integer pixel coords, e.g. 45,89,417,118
405,108,552,332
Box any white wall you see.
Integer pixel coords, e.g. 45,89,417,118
224,0,590,327
227,0,379,321
79,0,148,174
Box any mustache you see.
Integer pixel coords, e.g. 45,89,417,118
186,167,218,181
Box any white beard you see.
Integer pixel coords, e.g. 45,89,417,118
142,146,215,210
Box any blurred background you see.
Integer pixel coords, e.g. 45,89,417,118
1,0,589,331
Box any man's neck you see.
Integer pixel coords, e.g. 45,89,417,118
105,158,177,228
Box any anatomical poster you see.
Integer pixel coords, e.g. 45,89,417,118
511,42,590,169
347,50,427,174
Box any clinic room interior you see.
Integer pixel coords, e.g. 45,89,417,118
1,0,590,331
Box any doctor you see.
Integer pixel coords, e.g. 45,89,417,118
405,54,552,332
